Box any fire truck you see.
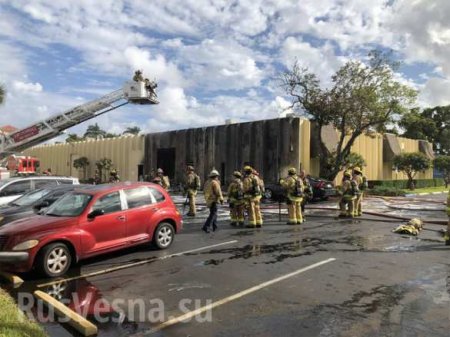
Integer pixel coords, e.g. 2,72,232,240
0,73,158,178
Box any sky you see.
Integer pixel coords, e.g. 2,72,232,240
1,0,450,141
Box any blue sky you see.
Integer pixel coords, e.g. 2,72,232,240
0,0,449,141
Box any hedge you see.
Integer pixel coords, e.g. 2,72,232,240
368,178,444,189
366,186,406,196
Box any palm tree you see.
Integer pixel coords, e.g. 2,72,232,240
123,126,141,135
0,84,6,105
66,133,84,143
84,123,106,139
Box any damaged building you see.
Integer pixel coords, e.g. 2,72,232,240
25,116,434,185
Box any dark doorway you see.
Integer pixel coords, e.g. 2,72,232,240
137,164,144,181
157,148,176,179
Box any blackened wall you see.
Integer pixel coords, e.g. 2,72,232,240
144,117,304,186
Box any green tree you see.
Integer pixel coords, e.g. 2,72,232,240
73,156,90,180
422,105,450,155
342,152,367,171
399,109,438,141
123,126,141,135
399,105,450,155
66,133,84,143
84,123,106,139
393,152,431,190
95,157,113,182
0,84,5,105
281,50,417,180
104,133,119,138
434,155,450,188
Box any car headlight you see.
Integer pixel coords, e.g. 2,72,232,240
12,240,39,251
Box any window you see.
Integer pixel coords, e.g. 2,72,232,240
43,190,70,205
92,192,122,214
149,187,165,203
124,187,152,209
45,192,92,217
0,180,31,197
34,179,58,189
57,179,75,185
11,188,52,206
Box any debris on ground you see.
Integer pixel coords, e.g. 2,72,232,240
392,218,424,236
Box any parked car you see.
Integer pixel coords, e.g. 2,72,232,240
0,184,85,226
264,176,337,201
0,176,79,206
0,182,182,277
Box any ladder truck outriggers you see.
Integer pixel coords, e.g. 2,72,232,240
0,72,158,178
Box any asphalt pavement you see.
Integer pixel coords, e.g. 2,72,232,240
2,193,450,337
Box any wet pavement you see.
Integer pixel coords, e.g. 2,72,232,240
1,193,450,337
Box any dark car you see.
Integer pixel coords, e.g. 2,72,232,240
0,184,83,226
263,176,337,201
0,182,182,277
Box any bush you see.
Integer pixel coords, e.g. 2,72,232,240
368,178,444,189
366,186,406,196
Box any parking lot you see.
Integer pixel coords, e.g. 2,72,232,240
2,193,450,337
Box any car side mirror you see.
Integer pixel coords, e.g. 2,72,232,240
88,209,105,219
33,201,50,213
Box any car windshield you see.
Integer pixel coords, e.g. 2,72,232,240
45,192,92,217
9,188,52,207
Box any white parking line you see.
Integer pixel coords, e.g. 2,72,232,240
37,240,238,288
136,257,336,335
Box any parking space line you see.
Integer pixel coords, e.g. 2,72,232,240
137,257,336,335
37,240,238,288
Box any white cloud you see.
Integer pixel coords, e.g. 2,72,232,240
280,36,345,84
419,77,450,107
1,0,450,138
13,81,43,93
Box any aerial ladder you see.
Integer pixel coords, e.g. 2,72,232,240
0,73,158,155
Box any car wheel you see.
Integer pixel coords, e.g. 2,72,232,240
264,188,273,200
37,243,72,278
153,222,175,249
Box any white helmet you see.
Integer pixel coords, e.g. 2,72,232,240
209,169,220,177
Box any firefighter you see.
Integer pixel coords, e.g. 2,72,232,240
133,70,144,82
202,169,224,233
109,169,120,183
281,167,304,224
156,168,170,191
352,167,367,216
339,171,357,217
253,169,264,226
243,166,263,228
227,171,245,226
299,169,312,222
184,166,201,216
152,176,163,187
444,190,450,245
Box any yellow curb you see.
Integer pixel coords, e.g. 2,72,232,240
34,290,98,336
0,271,24,288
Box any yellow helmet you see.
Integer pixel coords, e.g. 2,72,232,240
243,165,252,173
233,171,242,178
344,171,352,178
353,167,362,174
288,167,297,175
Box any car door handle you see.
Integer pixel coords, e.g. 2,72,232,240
151,207,159,212
116,215,126,221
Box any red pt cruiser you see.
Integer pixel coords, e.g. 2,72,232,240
0,182,182,277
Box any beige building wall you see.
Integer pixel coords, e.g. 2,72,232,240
382,136,433,181
24,135,145,181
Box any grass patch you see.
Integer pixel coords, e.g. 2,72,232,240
402,185,449,194
0,287,47,337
